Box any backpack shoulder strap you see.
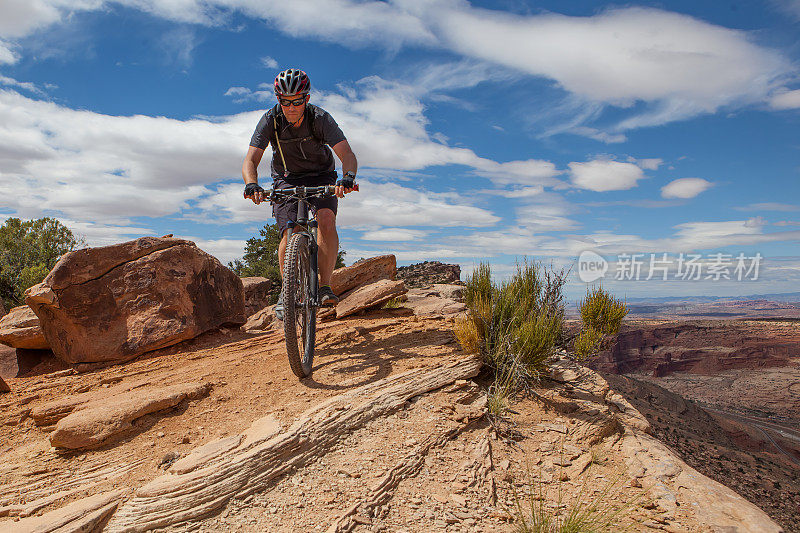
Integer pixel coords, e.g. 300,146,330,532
270,104,289,177
305,104,322,144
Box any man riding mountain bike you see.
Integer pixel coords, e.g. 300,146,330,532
242,68,358,320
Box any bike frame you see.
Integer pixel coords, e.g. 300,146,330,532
285,187,320,308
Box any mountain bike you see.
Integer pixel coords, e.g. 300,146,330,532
270,184,357,378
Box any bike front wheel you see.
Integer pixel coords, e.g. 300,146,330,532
283,232,316,378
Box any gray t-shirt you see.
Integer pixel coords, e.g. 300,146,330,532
249,104,346,181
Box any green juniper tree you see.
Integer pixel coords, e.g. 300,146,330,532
0,217,83,309
229,222,346,291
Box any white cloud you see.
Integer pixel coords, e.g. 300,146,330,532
515,207,579,232
0,88,252,222
158,26,198,69
194,179,501,230
629,157,663,170
773,0,800,20
0,75,47,95
360,228,428,241
668,220,786,250
744,216,768,228
0,0,64,39
224,85,273,103
61,219,154,246
481,185,544,199
735,202,800,212
660,177,712,199
568,160,645,192
770,88,800,110
185,237,247,265
1,2,792,133
0,40,17,64
260,56,278,69
428,5,789,129
571,127,627,144
315,77,561,187
471,159,561,187
2,73,566,231
336,181,500,229
224,86,250,97
440,218,800,263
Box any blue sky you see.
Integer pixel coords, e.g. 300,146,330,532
1,0,799,300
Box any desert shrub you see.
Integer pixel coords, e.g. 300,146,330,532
572,327,605,362
578,286,627,335
461,260,567,398
571,286,627,360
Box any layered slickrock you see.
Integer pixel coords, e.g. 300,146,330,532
50,382,212,450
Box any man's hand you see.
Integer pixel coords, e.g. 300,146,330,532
244,182,266,204
335,172,357,199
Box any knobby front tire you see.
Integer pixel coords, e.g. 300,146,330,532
283,232,316,378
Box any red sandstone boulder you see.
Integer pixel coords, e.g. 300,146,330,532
241,277,274,316
330,255,396,296
25,236,246,365
0,375,9,393
0,344,16,379
0,305,50,349
243,306,274,331
336,279,408,319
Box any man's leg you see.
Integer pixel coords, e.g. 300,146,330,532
315,208,338,287
278,228,290,276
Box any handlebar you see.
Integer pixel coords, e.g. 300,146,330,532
268,183,359,202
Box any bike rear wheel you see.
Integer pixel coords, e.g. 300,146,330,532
283,232,316,378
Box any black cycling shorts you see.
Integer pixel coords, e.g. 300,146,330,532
272,172,338,234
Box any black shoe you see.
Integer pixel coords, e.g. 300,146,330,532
319,285,339,307
274,291,284,321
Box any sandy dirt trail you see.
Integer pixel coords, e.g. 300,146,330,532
0,310,749,532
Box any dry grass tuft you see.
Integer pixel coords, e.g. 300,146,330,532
511,462,641,533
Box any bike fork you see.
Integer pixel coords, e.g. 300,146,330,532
308,221,319,306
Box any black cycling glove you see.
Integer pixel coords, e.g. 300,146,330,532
244,182,265,198
336,172,356,190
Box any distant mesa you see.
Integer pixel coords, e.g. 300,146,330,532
590,321,799,377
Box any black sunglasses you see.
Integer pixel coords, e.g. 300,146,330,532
278,96,307,107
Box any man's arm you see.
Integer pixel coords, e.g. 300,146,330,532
242,146,266,204
331,140,357,198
